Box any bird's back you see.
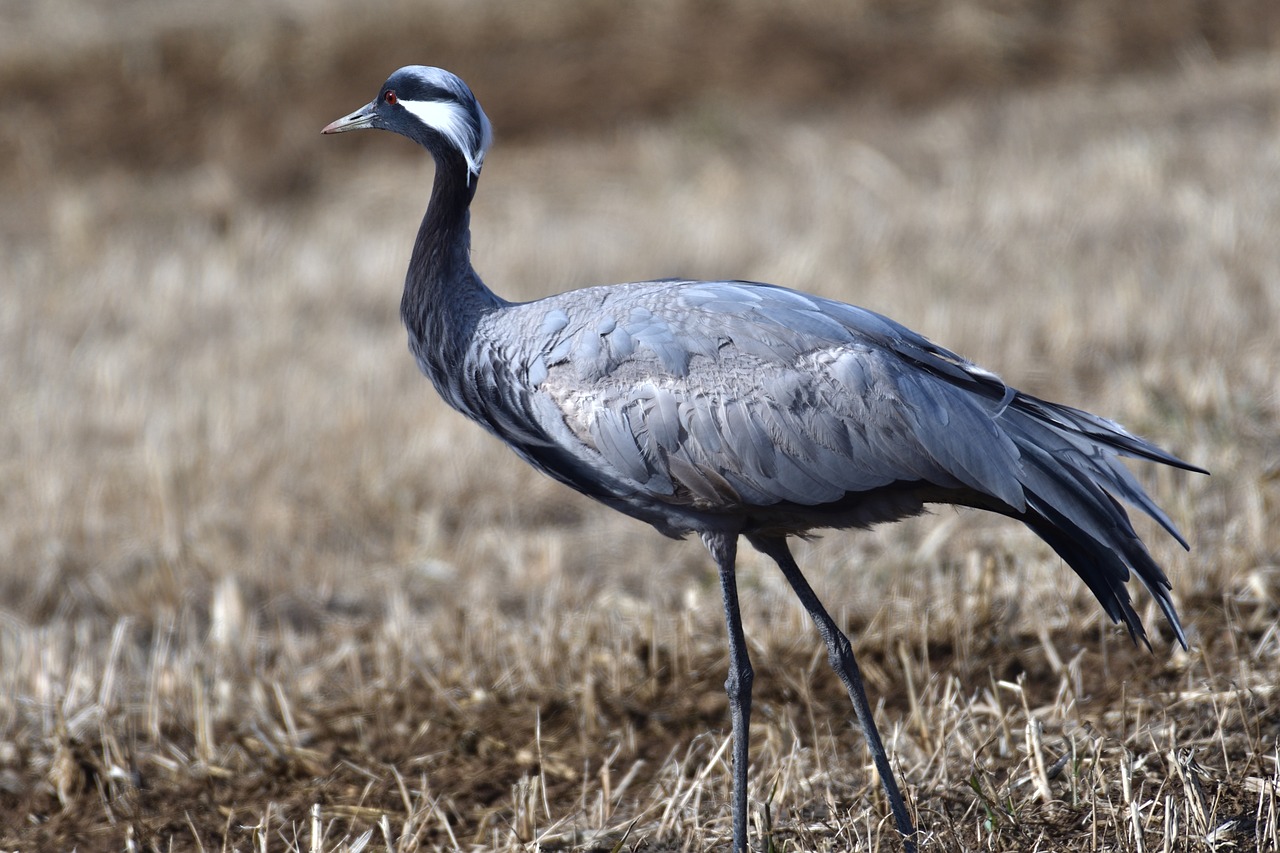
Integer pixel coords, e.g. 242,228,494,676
457,280,1161,513
443,277,1197,645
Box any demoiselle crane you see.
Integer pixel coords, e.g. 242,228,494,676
323,66,1204,852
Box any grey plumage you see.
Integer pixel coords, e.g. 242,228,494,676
324,66,1205,853
465,278,1195,645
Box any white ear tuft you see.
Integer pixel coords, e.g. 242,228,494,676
400,99,491,181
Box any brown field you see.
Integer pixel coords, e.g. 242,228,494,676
3,3,1280,851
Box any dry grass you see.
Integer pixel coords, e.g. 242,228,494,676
4,4,1280,851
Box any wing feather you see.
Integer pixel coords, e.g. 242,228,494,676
454,276,1198,645
479,278,1193,532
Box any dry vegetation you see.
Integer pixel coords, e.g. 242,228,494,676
3,3,1280,851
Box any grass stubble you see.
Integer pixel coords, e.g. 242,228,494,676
3,30,1280,853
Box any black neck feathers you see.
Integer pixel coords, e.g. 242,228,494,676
400,149,502,393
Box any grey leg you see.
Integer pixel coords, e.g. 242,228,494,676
703,531,753,853
748,534,917,852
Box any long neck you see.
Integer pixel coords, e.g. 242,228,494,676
400,154,505,394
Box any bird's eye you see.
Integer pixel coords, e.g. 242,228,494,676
384,90,398,105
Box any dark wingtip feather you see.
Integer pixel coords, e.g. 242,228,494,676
1023,507,1148,646
995,393,1197,651
1015,394,1209,477
1018,489,1187,648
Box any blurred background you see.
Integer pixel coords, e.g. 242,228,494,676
3,2,1280,850
5,0,1280,201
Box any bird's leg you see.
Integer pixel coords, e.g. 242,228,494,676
702,530,753,853
748,535,917,852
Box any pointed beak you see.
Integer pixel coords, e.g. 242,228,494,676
322,100,379,134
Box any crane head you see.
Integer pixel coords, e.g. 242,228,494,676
323,65,493,181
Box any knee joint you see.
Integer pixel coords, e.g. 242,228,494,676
828,634,853,669
724,662,754,698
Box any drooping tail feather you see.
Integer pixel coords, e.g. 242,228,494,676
1000,393,1201,649
1022,497,1187,650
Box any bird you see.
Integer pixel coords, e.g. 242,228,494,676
323,65,1205,852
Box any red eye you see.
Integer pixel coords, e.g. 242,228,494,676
384,90,398,105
